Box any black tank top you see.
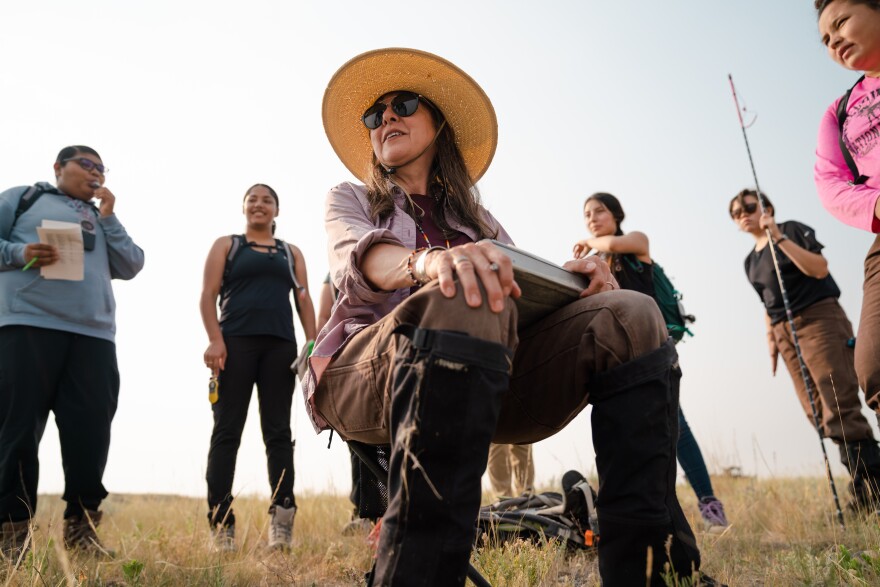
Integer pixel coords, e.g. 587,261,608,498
609,254,655,299
219,243,296,342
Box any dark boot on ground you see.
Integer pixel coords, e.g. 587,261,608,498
839,439,880,512
589,340,702,586
371,325,512,587
63,510,114,557
0,520,31,563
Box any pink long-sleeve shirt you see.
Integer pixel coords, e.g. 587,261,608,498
301,181,512,432
814,75,880,233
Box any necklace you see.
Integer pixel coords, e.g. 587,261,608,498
414,218,451,249
409,193,451,249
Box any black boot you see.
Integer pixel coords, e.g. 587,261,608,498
588,340,701,586
371,325,512,587
839,439,880,511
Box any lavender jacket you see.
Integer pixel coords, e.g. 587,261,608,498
302,181,513,432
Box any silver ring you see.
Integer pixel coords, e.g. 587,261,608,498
452,256,471,265
488,262,500,272
605,281,615,289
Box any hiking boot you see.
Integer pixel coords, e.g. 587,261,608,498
209,523,235,552
63,511,114,557
698,496,729,532
840,440,880,512
267,500,296,550
0,520,31,563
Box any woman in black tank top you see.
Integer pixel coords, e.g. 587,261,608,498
572,192,730,533
199,184,317,552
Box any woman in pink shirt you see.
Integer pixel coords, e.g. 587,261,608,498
814,0,880,411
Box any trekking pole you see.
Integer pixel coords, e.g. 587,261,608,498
728,74,845,528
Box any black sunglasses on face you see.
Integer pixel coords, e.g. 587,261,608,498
730,201,758,219
362,92,424,130
63,157,108,175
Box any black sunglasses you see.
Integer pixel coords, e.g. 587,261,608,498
362,92,426,130
62,157,108,175
730,201,758,219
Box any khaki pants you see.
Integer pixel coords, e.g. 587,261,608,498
487,443,534,497
772,297,873,442
314,282,666,445
858,235,880,411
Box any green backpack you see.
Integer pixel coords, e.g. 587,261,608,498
623,256,695,342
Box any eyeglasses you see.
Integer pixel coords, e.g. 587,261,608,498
62,157,108,175
362,91,425,130
730,201,758,219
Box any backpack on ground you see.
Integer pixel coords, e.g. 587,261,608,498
221,234,304,312
623,255,695,342
476,470,599,550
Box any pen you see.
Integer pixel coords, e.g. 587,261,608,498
22,257,37,272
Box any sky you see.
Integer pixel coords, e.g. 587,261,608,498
1,1,875,504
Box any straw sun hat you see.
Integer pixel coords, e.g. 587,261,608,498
322,48,498,184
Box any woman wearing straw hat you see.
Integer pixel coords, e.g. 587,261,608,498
305,48,705,586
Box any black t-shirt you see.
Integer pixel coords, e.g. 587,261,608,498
744,220,840,324
220,242,297,342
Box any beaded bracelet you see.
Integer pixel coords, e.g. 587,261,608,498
405,248,426,286
414,246,445,284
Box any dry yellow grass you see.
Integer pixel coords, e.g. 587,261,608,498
2,474,880,586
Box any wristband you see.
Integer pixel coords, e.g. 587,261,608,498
414,246,445,284
774,235,788,245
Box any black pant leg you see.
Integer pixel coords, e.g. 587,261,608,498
205,335,259,525
54,334,119,519
373,327,512,587
590,340,700,586
0,327,64,522
254,336,297,507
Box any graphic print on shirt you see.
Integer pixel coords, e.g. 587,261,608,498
844,88,880,158
65,197,98,250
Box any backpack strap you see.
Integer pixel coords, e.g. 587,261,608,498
219,234,246,301
621,253,644,273
276,239,305,293
836,75,869,185
13,184,46,225
277,239,304,314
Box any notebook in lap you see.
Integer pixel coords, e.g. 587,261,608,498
489,240,590,328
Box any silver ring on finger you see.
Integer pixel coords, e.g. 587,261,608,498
605,281,615,289
488,262,500,272
452,256,471,265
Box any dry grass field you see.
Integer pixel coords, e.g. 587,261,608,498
3,473,880,586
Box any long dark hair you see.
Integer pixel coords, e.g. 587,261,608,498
363,97,496,241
